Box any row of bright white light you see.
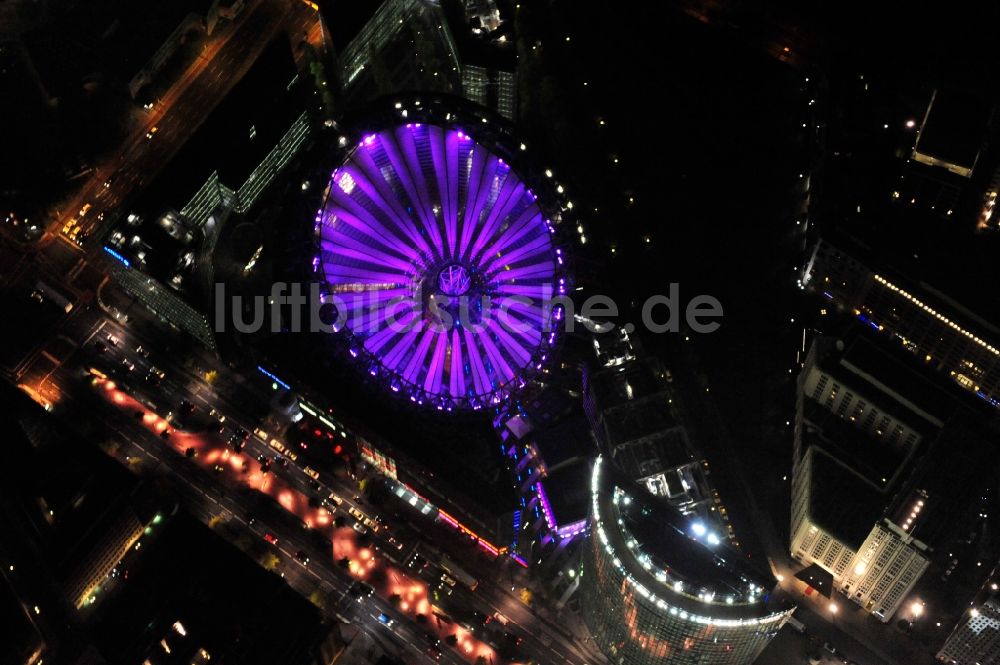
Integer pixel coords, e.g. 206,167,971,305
873,275,1000,356
589,457,791,628
615,492,760,604
541,167,583,243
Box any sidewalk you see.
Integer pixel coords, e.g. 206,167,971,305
776,566,936,665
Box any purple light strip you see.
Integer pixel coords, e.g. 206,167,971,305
487,317,532,366
479,329,515,383
449,329,465,399
393,126,444,256
463,327,492,395
402,326,436,384
382,324,423,371
428,126,459,257
424,331,448,396
535,481,556,530
477,209,541,269
465,174,523,262
459,148,491,259
363,308,416,353
325,197,416,259
484,234,552,276
378,129,443,261
350,149,436,259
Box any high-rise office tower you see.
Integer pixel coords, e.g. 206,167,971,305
580,457,793,665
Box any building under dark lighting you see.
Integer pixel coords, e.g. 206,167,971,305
583,330,731,542
580,457,792,665
791,332,1000,623
801,237,1000,410
937,598,1000,665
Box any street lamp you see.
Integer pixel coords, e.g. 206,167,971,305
911,601,924,619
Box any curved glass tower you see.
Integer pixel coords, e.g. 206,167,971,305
580,457,794,665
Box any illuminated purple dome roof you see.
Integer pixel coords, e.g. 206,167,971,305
314,122,568,410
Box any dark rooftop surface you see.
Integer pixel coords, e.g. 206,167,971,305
610,428,694,480
914,89,991,170
804,446,885,548
801,398,912,486
91,512,327,664
0,576,40,665
2,391,140,578
595,460,782,618
815,335,949,429
839,337,953,422
320,0,380,54
816,72,1000,325
24,0,214,93
532,404,596,469
133,36,303,217
891,418,1000,547
541,458,591,528
587,357,670,412
603,397,679,447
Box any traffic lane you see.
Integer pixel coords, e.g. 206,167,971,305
76,312,580,664
58,296,571,665
73,373,550,665
85,375,500,664
69,0,292,241
145,395,570,664
62,374,457,664
72,324,571,665
783,597,892,665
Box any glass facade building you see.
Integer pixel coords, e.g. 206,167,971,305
580,458,793,665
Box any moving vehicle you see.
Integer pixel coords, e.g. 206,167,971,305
33,281,74,313
439,553,478,591
347,581,374,602
376,612,394,626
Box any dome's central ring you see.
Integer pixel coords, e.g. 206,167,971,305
438,263,472,297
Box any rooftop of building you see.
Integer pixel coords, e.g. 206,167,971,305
592,458,786,620
800,398,913,488
1,389,142,578
889,416,1000,551
603,397,681,448
440,0,516,70
803,444,886,548
609,427,694,480
586,356,671,412
913,89,991,174
0,576,43,665
814,72,1000,324
89,512,329,664
812,334,950,429
817,232,1000,342
803,330,1000,549
541,457,592,530
23,0,215,94
132,36,304,217
532,404,596,470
